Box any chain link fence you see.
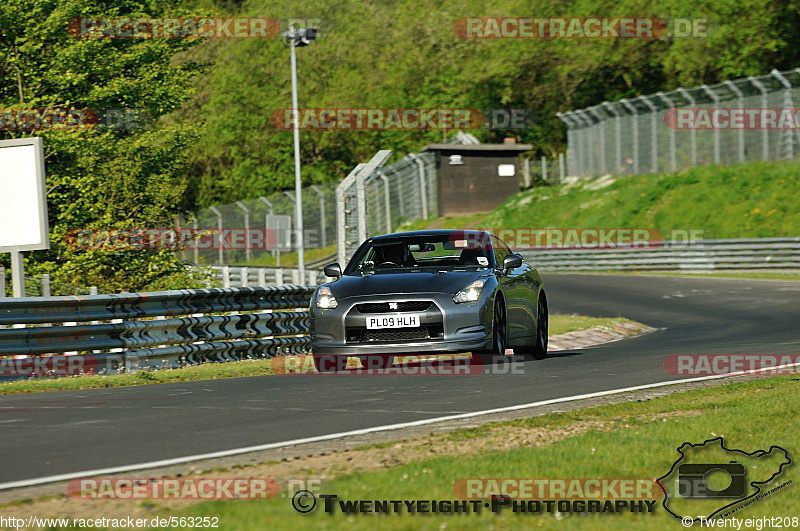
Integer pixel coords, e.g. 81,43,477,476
334,132,481,265
558,67,800,178
186,182,337,267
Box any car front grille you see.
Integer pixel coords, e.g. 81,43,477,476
355,301,432,313
346,324,444,343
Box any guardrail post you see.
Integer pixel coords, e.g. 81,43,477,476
0,266,5,298
90,286,98,295
257,268,266,287
723,81,746,163
677,89,697,167
308,270,317,285
620,99,639,174
221,266,230,288
41,274,51,297
275,268,284,285
240,266,249,287
291,269,300,284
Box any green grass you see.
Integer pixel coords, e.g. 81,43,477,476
239,244,337,267
402,160,800,240
176,375,800,529
548,314,631,335
0,315,633,395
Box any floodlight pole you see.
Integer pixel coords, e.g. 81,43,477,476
288,27,305,279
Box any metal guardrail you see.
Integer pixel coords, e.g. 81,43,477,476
520,238,800,271
0,286,314,377
208,266,325,287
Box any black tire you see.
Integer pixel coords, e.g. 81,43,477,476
531,292,548,360
514,291,548,360
476,298,507,365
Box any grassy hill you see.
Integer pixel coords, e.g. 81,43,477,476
404,160,800,240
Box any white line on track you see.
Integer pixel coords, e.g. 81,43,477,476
1,362,798,491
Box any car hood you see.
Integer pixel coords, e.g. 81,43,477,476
327,270,490,299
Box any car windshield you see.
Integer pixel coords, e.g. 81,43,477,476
344,235,493,274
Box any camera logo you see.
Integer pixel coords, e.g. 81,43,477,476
658,437,791,522
677,462,746,498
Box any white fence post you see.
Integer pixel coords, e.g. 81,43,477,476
677,88,698,167
621,99,639,174
41,274,51,297
723,81,746,163
748,77,770,160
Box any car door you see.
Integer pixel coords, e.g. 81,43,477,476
491,235,533,343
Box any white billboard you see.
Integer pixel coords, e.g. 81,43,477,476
0,137,49,251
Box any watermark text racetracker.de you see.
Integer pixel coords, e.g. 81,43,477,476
450,228,705,250
664,354,800,376
453,17,711,39
274,354,525,375
0,516,220,529
270,108,535,130
665,108,800,129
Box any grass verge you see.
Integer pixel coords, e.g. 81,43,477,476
239,244,337,268
0,315,633,396
173,374,799,530
403,160,800,240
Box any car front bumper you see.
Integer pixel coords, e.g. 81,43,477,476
311,291,492,356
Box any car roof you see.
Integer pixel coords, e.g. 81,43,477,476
370,229,492,241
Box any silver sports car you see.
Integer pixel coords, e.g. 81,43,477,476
310,229,547,372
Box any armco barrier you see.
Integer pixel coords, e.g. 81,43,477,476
0,286,314,377
520,237,800,271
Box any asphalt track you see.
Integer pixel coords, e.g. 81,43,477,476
1,273,798,486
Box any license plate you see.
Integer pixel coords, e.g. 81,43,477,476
365,314,421,329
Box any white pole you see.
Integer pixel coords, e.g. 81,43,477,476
10,250,25,298
289,31,305,279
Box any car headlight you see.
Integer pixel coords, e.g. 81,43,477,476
315,286,338,309
453,279,485,303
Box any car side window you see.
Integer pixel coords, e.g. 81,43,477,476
491,235,511,267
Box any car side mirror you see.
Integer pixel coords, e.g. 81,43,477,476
323,262,342,279
503,254,523,272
